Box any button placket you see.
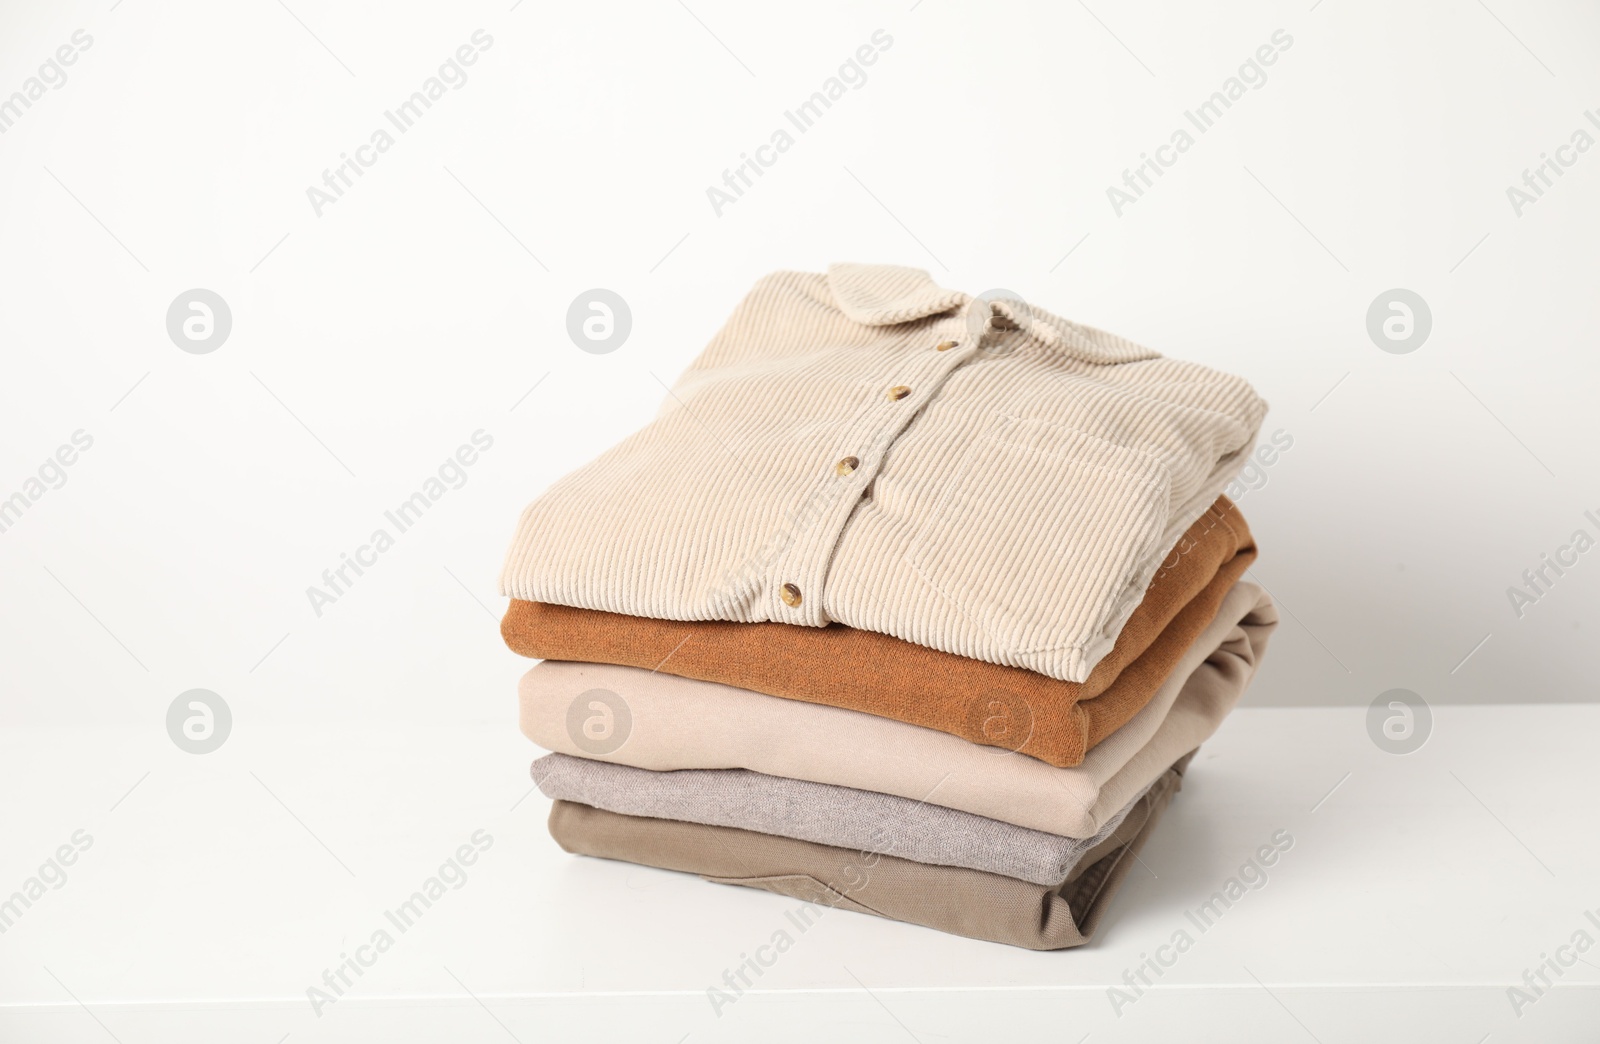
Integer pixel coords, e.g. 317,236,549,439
767,317,979,624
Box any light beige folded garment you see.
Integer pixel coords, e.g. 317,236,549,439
521,582,1275,837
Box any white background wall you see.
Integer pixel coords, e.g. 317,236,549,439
2,0,1597,729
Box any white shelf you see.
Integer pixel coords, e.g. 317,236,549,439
1,706,1596,1042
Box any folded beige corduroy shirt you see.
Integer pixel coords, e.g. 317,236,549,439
502,264,1267,683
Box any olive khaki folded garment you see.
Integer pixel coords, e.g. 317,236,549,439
521,581,1275,837
505,498,1254,768
531,752,1152,887
546,757,1188,950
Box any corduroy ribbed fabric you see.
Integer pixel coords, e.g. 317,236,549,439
504,497,1253,767
531,752,1152,886
500,264,1268,683
545,756,1189,950
520,581,1276,837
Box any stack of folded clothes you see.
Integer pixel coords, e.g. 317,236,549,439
497,264,1279,949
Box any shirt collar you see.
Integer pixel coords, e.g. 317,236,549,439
826,262,1159,364
826,263,969,326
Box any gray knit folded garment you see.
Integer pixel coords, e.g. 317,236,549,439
531,752,1151,886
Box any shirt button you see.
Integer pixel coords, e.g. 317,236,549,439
887,385,912,401
835,455,860,476
935,340,959,352
780,583,803,607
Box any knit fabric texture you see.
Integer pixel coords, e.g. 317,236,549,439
531,752,1152,886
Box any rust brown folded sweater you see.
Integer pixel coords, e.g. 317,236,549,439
503,496,1254,768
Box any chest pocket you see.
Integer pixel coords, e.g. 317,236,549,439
908,414,1172,661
